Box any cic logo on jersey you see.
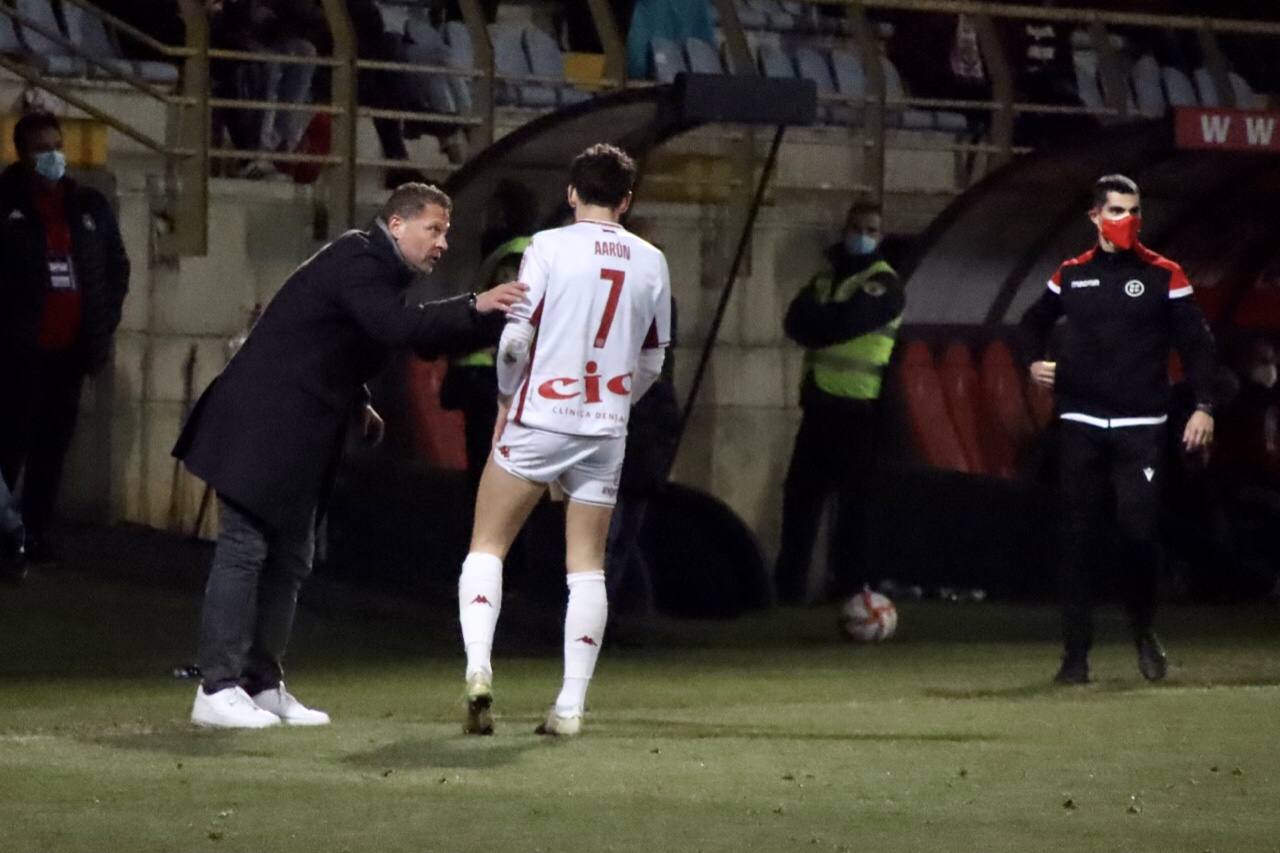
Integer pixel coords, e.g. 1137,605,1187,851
537,361,632,403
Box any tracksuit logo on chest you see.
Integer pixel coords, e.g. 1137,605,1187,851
1125,280,1146,298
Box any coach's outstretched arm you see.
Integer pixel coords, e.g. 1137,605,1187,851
336,255,525,356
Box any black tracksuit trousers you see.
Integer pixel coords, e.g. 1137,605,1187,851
1057,420,1165,656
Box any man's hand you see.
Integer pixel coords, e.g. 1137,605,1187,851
361,404,385,447
492,396,512,448
1183,409,1214,452
476,282,527,315
1029,360,1056,390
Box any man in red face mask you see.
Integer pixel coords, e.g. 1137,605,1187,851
1018,174,1217,686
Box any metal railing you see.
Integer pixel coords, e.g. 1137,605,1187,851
0,0,1275,256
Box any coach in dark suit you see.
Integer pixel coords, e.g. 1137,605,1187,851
175,183,524,729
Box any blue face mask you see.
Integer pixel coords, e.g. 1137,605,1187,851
844,233,878,256
33,150,66,182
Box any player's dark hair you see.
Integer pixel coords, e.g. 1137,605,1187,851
380,183,451,222
568,143,636,209
13,111,61,157
1092,174,1139,209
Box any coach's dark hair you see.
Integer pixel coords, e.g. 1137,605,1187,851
380,183,452,222
568,143,636,208
1092,174,1139,208
13,112,61,158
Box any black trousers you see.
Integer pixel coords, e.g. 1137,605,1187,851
1057,420,1165,656
0,350,86,542
198,497,316,694
775,402,877,604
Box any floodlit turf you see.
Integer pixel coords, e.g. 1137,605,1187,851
1,563,1278,852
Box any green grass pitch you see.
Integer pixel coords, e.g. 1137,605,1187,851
1,561,1278,852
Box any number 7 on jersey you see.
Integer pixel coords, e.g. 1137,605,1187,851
594,269,625,348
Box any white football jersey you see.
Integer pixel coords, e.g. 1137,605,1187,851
509,219,671,438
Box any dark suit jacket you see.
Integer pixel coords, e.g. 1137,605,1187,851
0,163,130,373
173,224,499,527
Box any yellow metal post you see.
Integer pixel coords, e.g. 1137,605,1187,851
172,0,208,257
321,0,358,234
849,1,885,204
458,0,495,155
973,13,1013,167
585,0,626,87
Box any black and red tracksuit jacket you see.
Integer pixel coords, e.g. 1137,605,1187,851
1017,243,1216,424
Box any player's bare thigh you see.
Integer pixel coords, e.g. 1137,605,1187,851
565,498,613,574
469,458,545,558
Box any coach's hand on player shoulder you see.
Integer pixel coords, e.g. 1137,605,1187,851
476,282,528,315
1029,360,1056,389
1183,410,1214,452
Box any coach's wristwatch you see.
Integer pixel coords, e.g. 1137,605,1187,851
466,292,478,312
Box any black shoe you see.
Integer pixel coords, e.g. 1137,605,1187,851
1054,654,1090,685
1136,633,1168,682
0,528,27,585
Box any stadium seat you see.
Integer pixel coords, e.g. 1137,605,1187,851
684,38,723,75
940,342,1000,477
735,0,768,30
61,2,178,84
829,48,866,125
757,43,793,80
1026,380,1055,431
404,15,460,115
758,0,796,31
1233,287,1280,331
1161,66,1198,107
375,2,411,38
898,340,973,473
489,23,553,107
979,340,1037,477
523,26,590,106
14,0,85,77
0,7,30,58
1074,63,1106,115
442,21,475,114
1231,72,1264,110
882,57,935,130
649,37,686,83
1131,54,1166,118
403,357,467,471
1193,67,1225,108
792,46,840,124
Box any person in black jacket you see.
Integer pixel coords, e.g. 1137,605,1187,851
175,183,524,729
0,112,130,566
775,204,905,607
1018,173,1216,685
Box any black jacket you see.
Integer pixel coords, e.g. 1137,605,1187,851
0,163,130,371
1017,243,1216,419
173,225,501,527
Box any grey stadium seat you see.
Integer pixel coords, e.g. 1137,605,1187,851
649,37,686,83
404,15,460,115
684,38,722,75
61,2,178,84
523,25,589,107
14,0,85,76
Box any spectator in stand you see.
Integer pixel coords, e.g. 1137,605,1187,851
209,0,323,178
626,0,714,80
0,113,130,567
999,6,1082,148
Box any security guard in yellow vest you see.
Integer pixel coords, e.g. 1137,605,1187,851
775,203,905,605
441,236,531,490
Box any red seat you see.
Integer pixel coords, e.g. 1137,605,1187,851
940,341,1010,478
897,340,972,473
1233,287,1280,331
978,340,1035,476
402,357,468,471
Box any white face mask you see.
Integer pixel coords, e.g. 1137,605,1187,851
1250,363,1278,389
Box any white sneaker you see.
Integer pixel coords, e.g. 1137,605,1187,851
534,707,582,737
463,672,494,735
191,686,281,729
249,682,331,726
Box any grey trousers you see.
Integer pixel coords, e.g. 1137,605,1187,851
197,497,315,694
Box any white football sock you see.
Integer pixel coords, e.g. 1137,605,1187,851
458,552,503,679
555,570,607,715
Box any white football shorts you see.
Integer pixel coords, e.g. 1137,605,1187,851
492,422,625,507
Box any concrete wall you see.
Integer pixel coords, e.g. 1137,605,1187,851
3,72,965,558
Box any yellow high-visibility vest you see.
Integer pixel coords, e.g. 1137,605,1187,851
803,259,901,400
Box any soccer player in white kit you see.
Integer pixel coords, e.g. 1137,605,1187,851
457,144,671,737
